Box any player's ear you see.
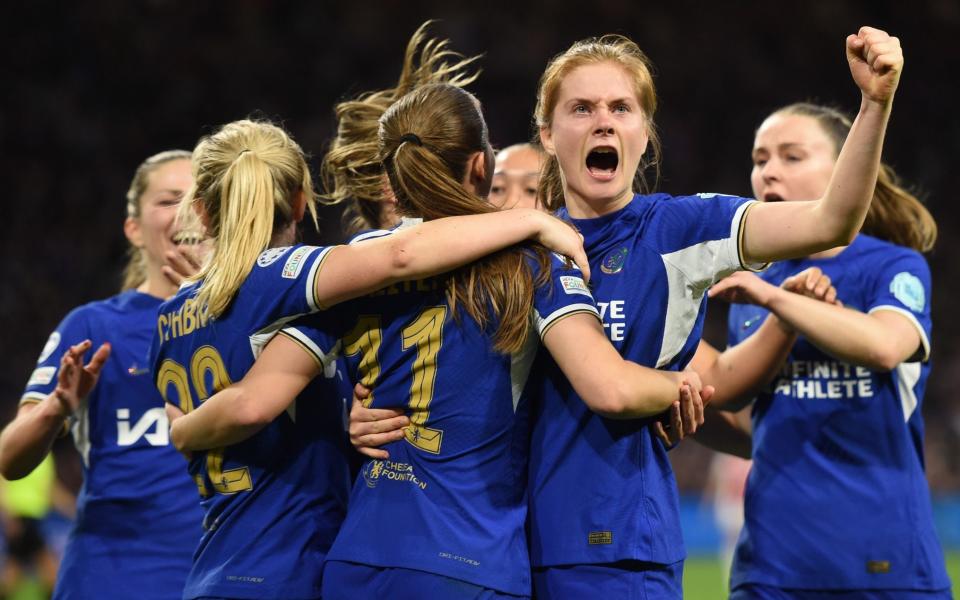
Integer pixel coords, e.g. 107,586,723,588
124,216,143,248
292,189,306,222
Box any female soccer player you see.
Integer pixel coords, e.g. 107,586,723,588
489,143,544,211
525,27,905,598
148,117,596,599
0,150,206,600
166,83,712,600
704,102,950,599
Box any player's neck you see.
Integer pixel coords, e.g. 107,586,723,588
270,222,297,248
563,188,633,219
138,267,178,300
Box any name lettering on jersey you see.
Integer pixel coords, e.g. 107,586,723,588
597,300,627,342
368,277,441,298
770,360,874,400
117,407,169,446
362,459,428,490
157,298,209,342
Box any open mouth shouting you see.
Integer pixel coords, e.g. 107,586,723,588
762,192,784,203
586,146,619,181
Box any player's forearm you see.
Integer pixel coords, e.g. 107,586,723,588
0,399,66,480
170,388,267,452
812,99,890,247
586,363,683,420
765,287,902,371
316,209,553,308
703,317,795,411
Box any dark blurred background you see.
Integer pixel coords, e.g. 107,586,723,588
2,0,957,516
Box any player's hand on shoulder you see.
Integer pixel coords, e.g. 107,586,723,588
349,383,409,460
846,26,903,105
531,212,591,282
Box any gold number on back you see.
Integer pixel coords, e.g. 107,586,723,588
156,346,253,497
342,316,383,406
401,307,446,454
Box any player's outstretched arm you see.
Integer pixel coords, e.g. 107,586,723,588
313,208,589,308
168,334,318,452
742,27,903,263
0,341,109,480
543,313,709,425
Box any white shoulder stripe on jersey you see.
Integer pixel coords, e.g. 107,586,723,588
868,305,931,363
306,246,335,311
279,327,341,379
248,314,308,359
733,200,768,273
349,229,393,244
895,360,922,422
533,303,600,339
510,329,540,413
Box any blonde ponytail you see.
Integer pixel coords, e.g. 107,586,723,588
183,120,317,318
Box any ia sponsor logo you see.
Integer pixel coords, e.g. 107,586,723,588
117,408,169,446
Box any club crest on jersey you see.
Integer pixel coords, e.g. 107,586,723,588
37,331,61,364
889,272,925,313
282,246,315,279
257,246,290,267
601,247,629,274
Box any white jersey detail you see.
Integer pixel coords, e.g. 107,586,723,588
896,360,922,422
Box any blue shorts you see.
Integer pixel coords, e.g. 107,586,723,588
321,560,528,600
730,583,953,600
532,560,684,600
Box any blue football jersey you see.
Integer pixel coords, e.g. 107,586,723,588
20,290,202,600
727,235,950,592
287,247,599,597
149,244,352,600
528,192,759,567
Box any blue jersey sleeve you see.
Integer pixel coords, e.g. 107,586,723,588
865,248,932,362
532,254,601,338
21,308,92,405
277,308,348,378
651,193,766,286
247,244,337,314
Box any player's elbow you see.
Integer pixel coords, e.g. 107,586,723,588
864,346,902,373
232,392,275,429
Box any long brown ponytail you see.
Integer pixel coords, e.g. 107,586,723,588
321,20,481,233
380,83,551,354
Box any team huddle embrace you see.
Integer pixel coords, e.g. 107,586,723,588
4,20,952,600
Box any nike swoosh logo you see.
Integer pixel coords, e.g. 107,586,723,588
127,365,150,376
